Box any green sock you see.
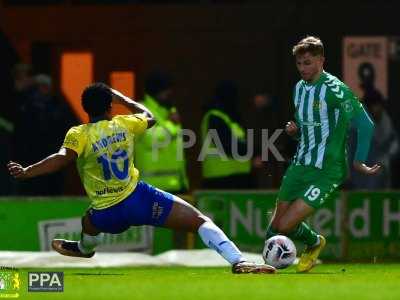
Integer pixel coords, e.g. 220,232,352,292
287,222,319,247
265,225,279,240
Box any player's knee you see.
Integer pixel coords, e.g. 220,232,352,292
199,214,212,224
191,214,210,231
82,214,101,235
182,212,209,232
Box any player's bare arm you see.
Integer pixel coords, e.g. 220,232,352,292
110,88,156,128
7,147,77,179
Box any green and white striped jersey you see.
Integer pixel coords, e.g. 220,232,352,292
292,71,363,173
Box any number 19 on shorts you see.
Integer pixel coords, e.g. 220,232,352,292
304,185,321,201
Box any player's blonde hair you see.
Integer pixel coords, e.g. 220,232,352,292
292,36,324,57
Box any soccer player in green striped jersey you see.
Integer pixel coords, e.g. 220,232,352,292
264,36,381,272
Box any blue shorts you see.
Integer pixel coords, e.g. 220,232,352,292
88,181,174,234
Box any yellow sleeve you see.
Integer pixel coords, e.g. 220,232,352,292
62,126,86,156
114,114,148,135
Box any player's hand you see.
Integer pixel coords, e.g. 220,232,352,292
353,161,381,175
7,161,29,179
285,121,298,136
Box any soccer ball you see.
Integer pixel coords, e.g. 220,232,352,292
262,235,297,269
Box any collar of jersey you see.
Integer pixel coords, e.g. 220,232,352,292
303,70,328,89
90,116,108,123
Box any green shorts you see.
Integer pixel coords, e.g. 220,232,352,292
278,164,344,208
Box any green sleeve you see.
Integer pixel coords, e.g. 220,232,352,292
352,106,375,163
325,81,373,162
326,83,363,120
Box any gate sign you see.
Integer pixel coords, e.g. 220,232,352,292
343,36,388,99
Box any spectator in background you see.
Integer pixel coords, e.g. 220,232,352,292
201,80,253,189
13,72,76,195
245,92,285,189
11,63,36,167
33,74,76,151
349,96,399,189
12,63,34,95
134,70,189,194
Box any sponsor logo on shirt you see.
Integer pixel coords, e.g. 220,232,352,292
313,101,322,110
341,100,353,113
95,186,125,196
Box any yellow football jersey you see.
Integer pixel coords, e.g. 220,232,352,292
62,114,148,209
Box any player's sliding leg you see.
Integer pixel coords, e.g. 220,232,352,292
163,196,276,274
52,215,103,258
269,199,325,273
52,181,275,273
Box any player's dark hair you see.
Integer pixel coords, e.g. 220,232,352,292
292,36,324,57
81,82,112,117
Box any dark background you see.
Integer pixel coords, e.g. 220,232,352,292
1,0,399,191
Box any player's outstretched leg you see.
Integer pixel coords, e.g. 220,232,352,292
163,196,276,274
52,215,103,258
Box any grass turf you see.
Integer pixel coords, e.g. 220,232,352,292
11,264,400,300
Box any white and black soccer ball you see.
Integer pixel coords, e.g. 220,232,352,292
262,235,297,269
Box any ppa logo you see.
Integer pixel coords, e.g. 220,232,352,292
28,272,64,292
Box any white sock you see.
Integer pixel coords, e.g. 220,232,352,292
78,233,104,254
198,221,245,265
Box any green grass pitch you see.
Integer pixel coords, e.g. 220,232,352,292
16,264,400,300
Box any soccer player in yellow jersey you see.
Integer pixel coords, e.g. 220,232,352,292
7,82,275,274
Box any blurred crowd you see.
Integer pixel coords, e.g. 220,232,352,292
348,64,399,189
0,63,77,196
0,64,399,196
